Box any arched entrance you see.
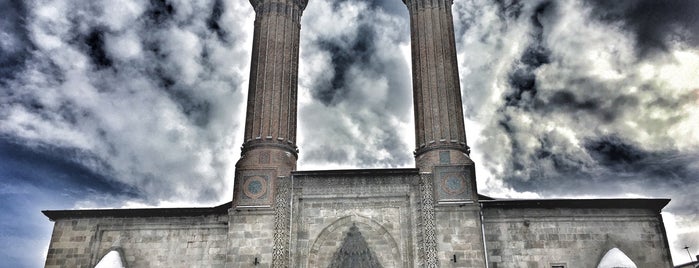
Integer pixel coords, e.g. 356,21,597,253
307,215,402,268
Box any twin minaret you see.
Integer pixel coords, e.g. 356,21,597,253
405,0,472,171
234,0,474,207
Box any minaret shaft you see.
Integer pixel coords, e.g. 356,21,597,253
406,0,471,170
243,0,303,156
234,0,307,208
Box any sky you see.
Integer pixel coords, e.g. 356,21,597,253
0,0,697,266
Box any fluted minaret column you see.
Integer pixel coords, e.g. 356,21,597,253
233,0,307,208
405,0,472,171
404,1,486,267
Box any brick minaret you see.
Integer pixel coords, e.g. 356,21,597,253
405,0,473,173
404,0,486,266
233,0,307,208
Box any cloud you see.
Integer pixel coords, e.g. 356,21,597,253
0,0,34,82
1,0,698,265
0,0,255,204
451,0,699,262
297,0,413,168
586,0,699,56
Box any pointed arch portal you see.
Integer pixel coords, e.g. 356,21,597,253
307,215,402,268
329,224,384,268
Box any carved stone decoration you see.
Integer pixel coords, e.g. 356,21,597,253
234,0,308,206
328,224,383,268
419,173,439,268
272,176,291,268
405,0,472,171
433,165,475,204
243,175,268,199
233,169,276,208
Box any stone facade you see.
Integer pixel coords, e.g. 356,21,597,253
481,200,673,268
289,170,421,268
44,176,672,267
44,207,229,267
43,0,674,267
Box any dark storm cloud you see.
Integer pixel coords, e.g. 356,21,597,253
207,0,227,41
146,0,176,25
504,1,551,108
0,0,34,82
504,134,699,212
0,138,140,199
494,0,524,19
1,137,136,267
586,0,699,56
313,23,377,105
0,0,255,205
1,0,697,265
452,0,698,261
298,0,413,168
83,29,113,68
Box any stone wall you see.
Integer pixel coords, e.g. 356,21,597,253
289,169,423,268
44,176,672,268
482,204,672,268
226,210,275,267
434,205,487,267
45,214,228,267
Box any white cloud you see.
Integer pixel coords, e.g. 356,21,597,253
0,0,256,204
2,0,698,265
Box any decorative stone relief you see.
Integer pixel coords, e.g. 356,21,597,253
273,176,291,268
294,175,417,196
233,169,276,208
433,165,474,204
306,215,403,268
329,224,383,268
291,172,418,268
419,173,439,268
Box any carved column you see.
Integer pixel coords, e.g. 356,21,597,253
228,1,307,267
404,0,472,172
233,0,307,209
404,1,487,266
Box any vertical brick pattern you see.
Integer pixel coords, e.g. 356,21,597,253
405,0,470,169
233,0,308,207
242,0,307,156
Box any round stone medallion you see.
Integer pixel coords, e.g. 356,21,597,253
243,176,267,199
441,173,467,195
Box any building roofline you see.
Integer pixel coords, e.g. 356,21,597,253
480,198,670,211
674,260,699,268
42,201,231,221
292,168,419,176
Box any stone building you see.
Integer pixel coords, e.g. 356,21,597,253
43,0,673,267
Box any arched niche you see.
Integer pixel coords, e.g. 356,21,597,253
597,247,637,268
95,247,127,268
308,215,402,268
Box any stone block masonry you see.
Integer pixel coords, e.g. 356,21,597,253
482,200,673,268
43,204,231,267
42,0,674,266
